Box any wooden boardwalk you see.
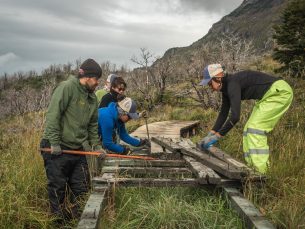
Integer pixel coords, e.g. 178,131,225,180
131,120,199,153
78,120,273,229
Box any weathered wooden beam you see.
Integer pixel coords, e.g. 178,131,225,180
152,137,244,179
205,146,248,169
183,155,221,184
93,177,203,187
151,136,182,153
196,144,250,172
100,172,116,180
223,187,276,229
77,184,109,229
177,139,245,180
103,159,186,167
197,145,265,181
144,151,182,160
101,166,193,176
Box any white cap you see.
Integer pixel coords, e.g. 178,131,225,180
199,64,224,86
117,97,139,119
106,74,118,83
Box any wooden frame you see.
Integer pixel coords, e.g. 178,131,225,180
78,123,273,229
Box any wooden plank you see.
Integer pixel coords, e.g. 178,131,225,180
101,172,116,180
196,145,265,181
196,144,250,171
207,146,248,169
77,219,99,229
223,187,276,229
101,166,193,176
92,177,238,187
153,152,183,160
153,137,244,179
183,155,221,184
177,139,245,180
133,151,182,160
93,177,202,187
131,120,200,153
151,136,182,153
103,159,186,167
208,146,266,181
77,185,109,229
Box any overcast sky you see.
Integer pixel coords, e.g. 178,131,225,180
0,0,243,75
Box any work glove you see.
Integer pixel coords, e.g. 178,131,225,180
122,146,132,155
202,134,220,149
82,141,92,152
93,145,107,160
51,145,62,155
198,132,213,150
139,110,148,119
199,132,220,150
139,138,151,148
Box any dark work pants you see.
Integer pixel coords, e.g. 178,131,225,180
40,139,90,220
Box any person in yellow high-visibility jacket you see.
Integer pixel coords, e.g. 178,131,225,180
199,64,293,174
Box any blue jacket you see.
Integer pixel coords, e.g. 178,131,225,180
98,102,141,153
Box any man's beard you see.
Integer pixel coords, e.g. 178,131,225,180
85,83,95,93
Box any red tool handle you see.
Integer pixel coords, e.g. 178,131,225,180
40,148,155,160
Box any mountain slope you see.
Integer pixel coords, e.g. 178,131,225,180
156,0,289,70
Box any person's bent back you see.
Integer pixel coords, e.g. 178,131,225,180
98,97,149,154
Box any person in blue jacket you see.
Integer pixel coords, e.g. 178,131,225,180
98,96,150,154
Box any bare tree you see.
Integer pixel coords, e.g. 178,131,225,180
216,33,255,72
0,76,56,119
0,73,9,90
131,48,154,89
153,57,173,103
100,61,118,78
182,45,221,109
75,58,82,70
63,62,73,74
130,48,155,109
130,48,173,108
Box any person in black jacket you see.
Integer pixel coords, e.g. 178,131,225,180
99,77,126,108
199,64,293,173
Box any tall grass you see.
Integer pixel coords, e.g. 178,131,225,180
0,113,78,228
101,187,243,229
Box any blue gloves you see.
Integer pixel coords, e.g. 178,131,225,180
199,132,220,149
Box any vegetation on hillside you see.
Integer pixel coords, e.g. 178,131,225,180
273,0,305,77
158,0,289,75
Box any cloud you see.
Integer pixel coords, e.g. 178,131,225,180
179,0,243,13
0,52,19,66
0,0,243,74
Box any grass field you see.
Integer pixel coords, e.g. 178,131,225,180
100,187,243,229
0,76,304,228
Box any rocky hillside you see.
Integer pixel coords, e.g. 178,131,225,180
155,0,289,71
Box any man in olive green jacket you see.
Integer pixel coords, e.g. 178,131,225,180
40,58,105,222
